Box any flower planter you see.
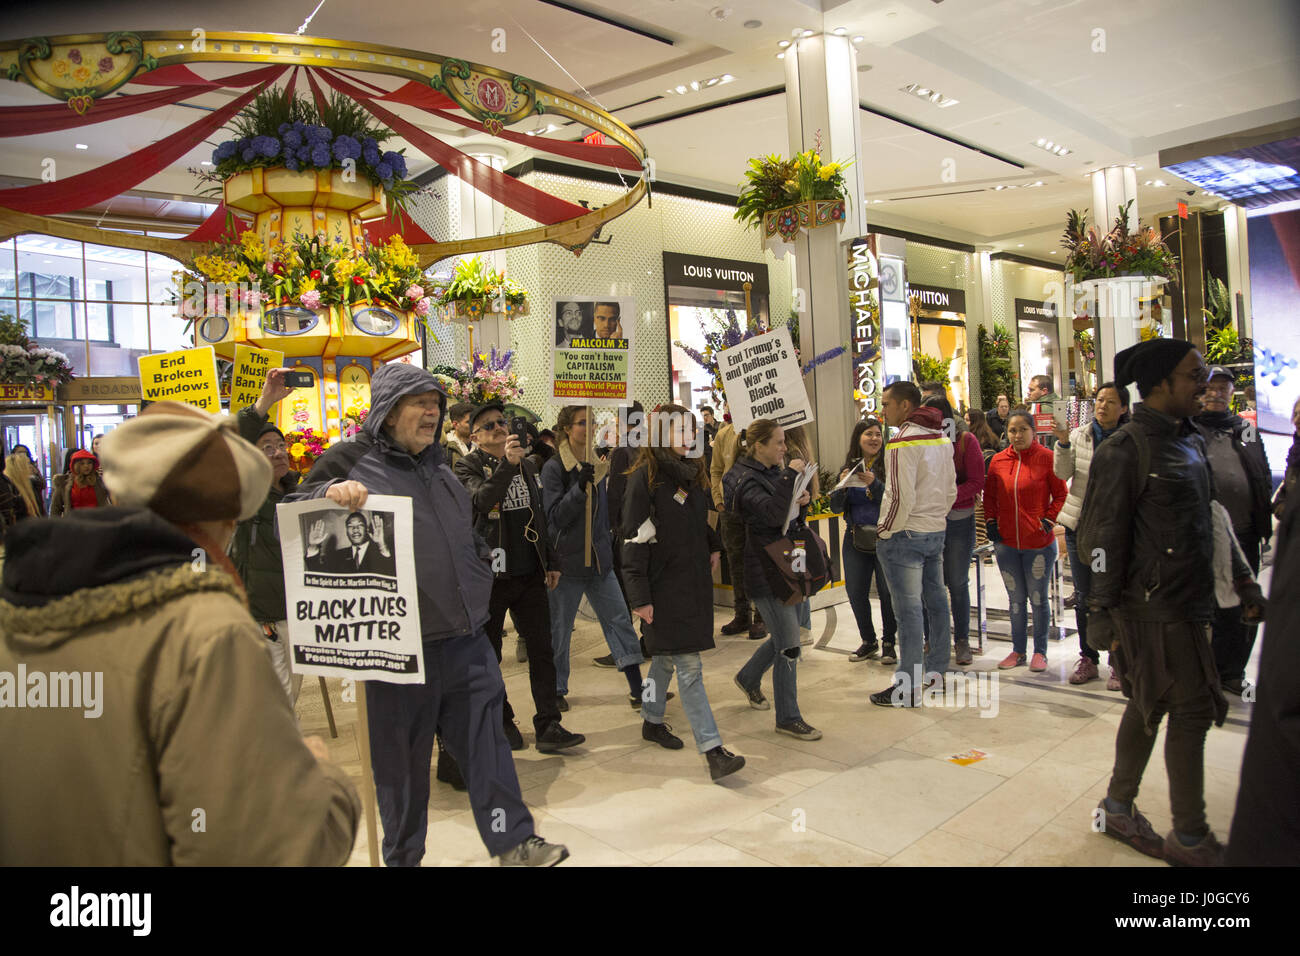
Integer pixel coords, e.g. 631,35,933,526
224,167,385,250
336,299,421,360
248,303,341,358
442,297,530,323
762,199,845,244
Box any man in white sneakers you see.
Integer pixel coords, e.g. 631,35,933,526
870,381,957,707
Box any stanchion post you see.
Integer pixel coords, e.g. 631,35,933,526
354,681,381,868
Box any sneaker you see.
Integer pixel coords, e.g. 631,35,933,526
879,643,897,665
999,651,1027,669
435,747,467,791
720,612,751,636
848,640,879,662
954,643,973,666
799,627,814,647
1163,829,1226,867
629,691,674,710
503,719,526,751
1106,671,1121,692
593,654,616,667
642,720,684,749
870,685,919,708
1096,799,1165,859
1064,592,1078,609
775,719,822,741
1029,653,1048,672
497,835,569,867
1069,656,1100,684
733,674,769,710
556,694,569,712
706,746,746,781
535,722,585,753
748,619,767,640
515,637,528,663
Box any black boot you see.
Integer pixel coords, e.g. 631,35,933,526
748,614,767,641
641,720,684,749
435,741,467,791
706,745,746,781
720,607,751,635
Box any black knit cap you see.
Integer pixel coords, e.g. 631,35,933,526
257,421,284,442
469,401,506,431
1113,338,1195,390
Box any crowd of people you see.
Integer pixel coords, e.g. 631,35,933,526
2,337,1297,867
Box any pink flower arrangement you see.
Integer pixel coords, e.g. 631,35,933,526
299,289,322,310
404,284,424,301
414,296,431,317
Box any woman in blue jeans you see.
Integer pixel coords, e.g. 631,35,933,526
828,417,896,662
983,410,1069,671
730,418,822,741
621,404,746,781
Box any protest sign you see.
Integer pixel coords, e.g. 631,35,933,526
230,344,284,414
718,327,812,431
137,346,220,412
551,296,635,404
277,495,424,684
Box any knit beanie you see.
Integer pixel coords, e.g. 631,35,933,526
99,402,272,522
1113,338,1195,391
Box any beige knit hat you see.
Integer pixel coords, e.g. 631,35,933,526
99,401,272,522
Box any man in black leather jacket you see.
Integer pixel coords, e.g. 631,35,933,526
455,402,586,756
1079,339,1229,867
1193,366,1273,695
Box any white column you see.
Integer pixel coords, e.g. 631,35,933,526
1086,165,1145,380
455,145,509,354
1222,203,1251,339
1090,165,1139,231
782,31,864,468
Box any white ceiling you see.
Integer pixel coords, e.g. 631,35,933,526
1,0,1297,261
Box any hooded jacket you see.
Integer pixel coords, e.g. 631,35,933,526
984,439,1069,550
0,507,361,865
454,447,558,578
876,406,957,538
731,454,804,599
230,405,301,622
285,363,495,642
541,439,612,578
1192,409,1273,542
50,451,111,516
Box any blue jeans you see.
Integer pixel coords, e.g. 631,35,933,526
1063,528,1095,661
994,541,1056,656
797,599,811,630
549,569,643,696
737,595,803,725
642,652,723,753
944,514,976,648
841,538,896,645
877,530,951,685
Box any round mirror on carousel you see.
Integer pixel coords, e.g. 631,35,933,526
198,314,229,343
262,306,320,336
352,306,401,336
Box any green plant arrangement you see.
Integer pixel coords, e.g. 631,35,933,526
912,352,951,389
0,312,76,389
434,256,528,320
735,135,851,242
1061,202,1179,283
978,323,1017,409
197,87,419,214
1203,272,1232,331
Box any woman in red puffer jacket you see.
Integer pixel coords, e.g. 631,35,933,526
983,409,1068,673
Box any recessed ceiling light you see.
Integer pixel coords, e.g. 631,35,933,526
1032,139,1071,157
743,19,761,28
721,74,733,82
900,83,958,108
690,80,700,91
777,39,790,48
75,143,88,150
852,36,864,42
200,161,213,166
1050,250,1057,254
776,52,785,59
675,85,688,94
834,27,847,36
1017,244,1024,248
801,29,814,37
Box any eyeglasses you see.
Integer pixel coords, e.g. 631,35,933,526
476,419,507,432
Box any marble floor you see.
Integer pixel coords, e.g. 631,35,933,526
299,556,1265,867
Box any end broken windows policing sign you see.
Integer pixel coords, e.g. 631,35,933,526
717,327,813,432
276,496,425,684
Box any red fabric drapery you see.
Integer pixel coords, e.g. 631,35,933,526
0,71,283,216
180,203,251,243
316,69,589,225
371,76,642,172
361,214,437,245
127,63,289,89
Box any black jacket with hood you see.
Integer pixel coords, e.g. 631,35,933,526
1192,409,1273,542
454,447,558,578
730,454,804,600
1078,403,1216,622
230,405,301,623
285,364,494,642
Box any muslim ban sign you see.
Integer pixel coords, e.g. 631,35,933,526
137,346,220,413
230,344,285,415
718,327,813,431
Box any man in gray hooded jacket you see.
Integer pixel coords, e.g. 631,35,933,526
287,363,567,867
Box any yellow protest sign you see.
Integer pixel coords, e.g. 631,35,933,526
230,345,285,414
138,347,221,413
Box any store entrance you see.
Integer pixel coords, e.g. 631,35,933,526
0,404,63,493
913,316,971,412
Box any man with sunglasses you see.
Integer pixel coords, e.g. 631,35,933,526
231,367,305,706
454,402,586,755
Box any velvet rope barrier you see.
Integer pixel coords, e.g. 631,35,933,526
315,69,590,225
0,71,284,216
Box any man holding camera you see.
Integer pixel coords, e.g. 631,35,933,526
454,402,586,755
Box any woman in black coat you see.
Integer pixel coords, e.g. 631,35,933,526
621,404,745,781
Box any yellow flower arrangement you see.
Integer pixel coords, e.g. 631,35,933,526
383,235,419,270
289,442,306,458
239,231,267,264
